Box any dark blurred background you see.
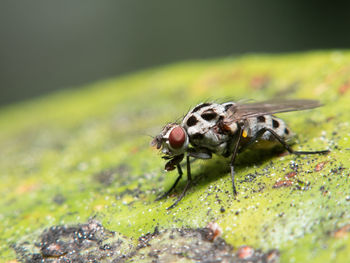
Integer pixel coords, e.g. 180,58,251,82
1,1,350,106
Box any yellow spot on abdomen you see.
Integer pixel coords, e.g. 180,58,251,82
242,130,248,138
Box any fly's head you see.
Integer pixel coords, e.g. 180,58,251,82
152,123,189,171
151,123,189,157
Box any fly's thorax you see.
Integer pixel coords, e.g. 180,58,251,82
183,102,225,126
153,123,189,156
181,102,233,154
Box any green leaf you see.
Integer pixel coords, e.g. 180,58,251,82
1,51,350,262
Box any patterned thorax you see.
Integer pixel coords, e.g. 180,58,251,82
182,102,237,155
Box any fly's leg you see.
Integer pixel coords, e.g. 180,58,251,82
230,126,244,196
243,127,330,155
167,155,192,210
155,164,183,201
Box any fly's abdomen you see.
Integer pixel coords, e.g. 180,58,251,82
244,115,294,148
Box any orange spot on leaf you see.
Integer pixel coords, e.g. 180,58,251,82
333,224,350,238
237,245,254,259
273,180,293,188
250,75,270,90
339,81,350,95
15,183,39,194
285,171,297,178
315,161,328,172
206,222,222,241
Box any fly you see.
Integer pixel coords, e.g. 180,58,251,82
151,99,329,209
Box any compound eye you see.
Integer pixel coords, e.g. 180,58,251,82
169,126,186,149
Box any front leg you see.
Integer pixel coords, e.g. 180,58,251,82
156,154,184,201
167,155,192,210
155,164,183,201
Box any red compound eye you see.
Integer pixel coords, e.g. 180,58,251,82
169,126,186,149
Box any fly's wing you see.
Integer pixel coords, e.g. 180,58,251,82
226,99,322,122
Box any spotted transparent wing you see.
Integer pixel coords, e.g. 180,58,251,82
225,99,322,122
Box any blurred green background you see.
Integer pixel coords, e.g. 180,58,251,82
1,0,350,106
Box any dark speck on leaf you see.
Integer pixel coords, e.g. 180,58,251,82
94,164,130,186
53,194,66,205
